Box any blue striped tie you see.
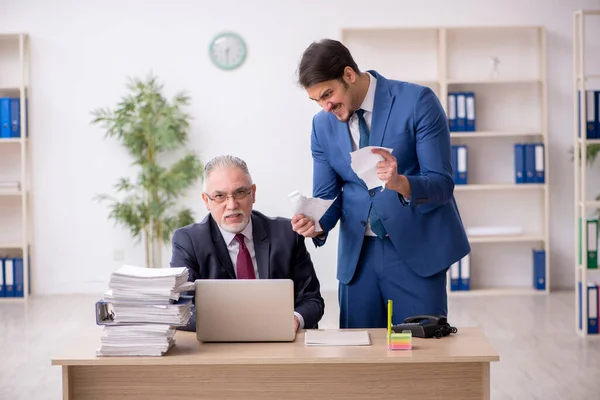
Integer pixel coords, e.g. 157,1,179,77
355,109,387,238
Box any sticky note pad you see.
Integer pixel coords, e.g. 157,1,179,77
388,330,412,351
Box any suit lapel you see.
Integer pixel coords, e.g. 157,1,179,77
369,71,394,147
251,213,270,279
209,217,236,279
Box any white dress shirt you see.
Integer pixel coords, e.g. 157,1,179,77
217,220,305,329
218,220,260,279
348,72,379,237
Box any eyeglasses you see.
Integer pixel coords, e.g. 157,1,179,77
204,188,252,204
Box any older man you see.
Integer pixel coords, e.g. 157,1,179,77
170,154,325,331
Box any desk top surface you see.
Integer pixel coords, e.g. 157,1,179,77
51,327,499,366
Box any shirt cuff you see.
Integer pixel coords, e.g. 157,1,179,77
399,193,412,206
294,311,305,330
314,221,324,233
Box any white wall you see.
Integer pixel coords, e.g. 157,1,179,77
2,0,600,295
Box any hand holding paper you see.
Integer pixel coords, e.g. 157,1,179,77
288,190,335,236
350,146,394,190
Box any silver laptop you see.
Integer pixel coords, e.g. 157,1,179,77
194,279,296,342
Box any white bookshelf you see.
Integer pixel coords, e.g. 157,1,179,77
573,10,600,337
0,33,31,301
341,25,549,297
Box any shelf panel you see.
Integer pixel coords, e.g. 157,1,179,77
447,78,541,85
468,234,545,244
455,183,545,191
0,244,25,249
579,201,600,208
0,190,24,196
0,138,26,144
577,139,600,145
450,131,542,138
0,297,26,302
449,287,546,297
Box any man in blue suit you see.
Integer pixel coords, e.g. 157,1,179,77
291,39,470,329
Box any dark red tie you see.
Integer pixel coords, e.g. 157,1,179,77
234,234,256,279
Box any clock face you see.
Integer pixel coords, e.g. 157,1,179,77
209,32,247,70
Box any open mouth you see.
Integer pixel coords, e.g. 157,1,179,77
225,213,242,221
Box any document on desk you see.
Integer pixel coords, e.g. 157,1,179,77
288,190,335,224
350,146,394,190
305,330,371,346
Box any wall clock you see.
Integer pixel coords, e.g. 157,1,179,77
209,32,247,70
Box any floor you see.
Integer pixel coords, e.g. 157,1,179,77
0,290,599,400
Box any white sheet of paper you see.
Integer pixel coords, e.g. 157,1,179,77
350,146,394,190
305,330,371,346
288,190,335,228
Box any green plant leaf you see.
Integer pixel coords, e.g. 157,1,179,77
91,72,203,266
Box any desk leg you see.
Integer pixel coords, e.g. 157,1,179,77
482,362,490,400
62,366,72,400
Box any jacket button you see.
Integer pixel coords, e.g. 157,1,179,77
369,189,375,197
361,221,366,227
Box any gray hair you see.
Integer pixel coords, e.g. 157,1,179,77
203,155,253,191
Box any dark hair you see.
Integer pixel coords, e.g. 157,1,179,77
297,39,361,88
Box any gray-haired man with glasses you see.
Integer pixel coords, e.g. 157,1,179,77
170,155,325,332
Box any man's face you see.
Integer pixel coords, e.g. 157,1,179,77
306,67,360,122
202,166,256,233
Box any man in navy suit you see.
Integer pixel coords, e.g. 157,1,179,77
291,39,470,329
171,155,325,332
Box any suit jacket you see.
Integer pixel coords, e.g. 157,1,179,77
170,210,325,330
311,70,470,284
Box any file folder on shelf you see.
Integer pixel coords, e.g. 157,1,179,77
456,93,466,132
579,282,599,334
459,254,470,291
532,249,545,290
465,92,475,132
514,144,525,184
449,261,460,291
579,218,598,269
447,93,456,132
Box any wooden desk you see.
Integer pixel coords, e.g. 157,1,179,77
52,327,499,400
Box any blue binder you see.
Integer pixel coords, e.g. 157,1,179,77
0,98,10,138
456,93,466,132
465,92,475,132
10,98,20,138
451,145,458,182
514,144,525,184
447,93,457,132
533,143,545,183
455,145,467,185
524,144,535,183
533,249,545,290
0,260,5,297
450,261,460,291
3,258,14,297
13,258,24,297
596,91,600,137
459,254,470,290
588,283,599,334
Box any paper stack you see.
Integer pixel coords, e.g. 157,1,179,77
96,265,193,357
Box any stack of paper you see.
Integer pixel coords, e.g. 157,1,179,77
96,265,193,357
304,330,371,346
99,324,176,357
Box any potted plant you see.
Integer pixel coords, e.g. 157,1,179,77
91,73,203,268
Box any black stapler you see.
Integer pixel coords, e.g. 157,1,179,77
392,315,458,339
